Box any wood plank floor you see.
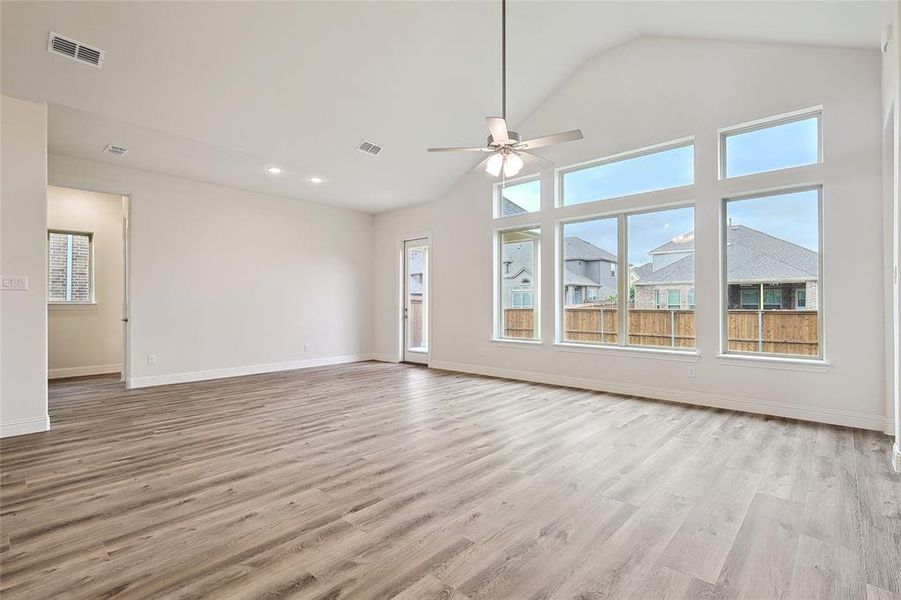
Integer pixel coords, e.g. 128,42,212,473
1,361,899,599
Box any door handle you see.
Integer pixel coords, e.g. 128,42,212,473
403,308,408,319
121,318,128,323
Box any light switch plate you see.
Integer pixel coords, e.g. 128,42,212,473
1,275,28,290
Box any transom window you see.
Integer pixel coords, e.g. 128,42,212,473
496,177,540,217
721,110,821,179
560,140,694,206
48,230,93,303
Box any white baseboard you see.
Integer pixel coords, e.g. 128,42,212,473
126,354,373,389
1,415,50,438
429,360,887,432
370,353,400,363
49,363,121,379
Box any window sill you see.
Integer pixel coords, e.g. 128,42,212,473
48,302,97,310
553,342,700,362
490,338,543,348
715,353,830,372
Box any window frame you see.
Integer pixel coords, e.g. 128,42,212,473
718,107,823,180
555,137,695,208
720,184,824,360
494,224,541,341
494,174,541,219
555,201,696,351
47,229,95,305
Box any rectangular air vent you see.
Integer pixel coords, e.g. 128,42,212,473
48,32,104,68
103,144,128,157
356,140,383,156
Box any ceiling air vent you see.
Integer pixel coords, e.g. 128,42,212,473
103,144,128,157
48,32,104,68
356,140,383,157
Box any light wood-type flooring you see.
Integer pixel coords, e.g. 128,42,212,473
1,362,899,599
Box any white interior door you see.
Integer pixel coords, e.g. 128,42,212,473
403,238,429,364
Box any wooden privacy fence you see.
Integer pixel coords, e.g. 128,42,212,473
505,307,819,356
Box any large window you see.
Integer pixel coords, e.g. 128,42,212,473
722,111,820,178
48,230,92,303
561,217,619,344
497,228,540,340
496,177,540,217
560,141,694,206
724,188,821,358
628,206,696,349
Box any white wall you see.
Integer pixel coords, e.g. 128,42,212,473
373,37,888,430
47,186,124,378
1,96,49,437
49,155,373,388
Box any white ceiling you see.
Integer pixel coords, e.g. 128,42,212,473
2,1,893,213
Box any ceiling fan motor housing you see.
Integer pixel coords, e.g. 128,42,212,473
488,130,521,148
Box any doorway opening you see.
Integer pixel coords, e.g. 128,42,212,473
47,186,130,384
402,237,430,364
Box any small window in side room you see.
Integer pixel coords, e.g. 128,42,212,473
48,231,93,303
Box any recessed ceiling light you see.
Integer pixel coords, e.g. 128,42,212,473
309,177,323,184
266,166,282,174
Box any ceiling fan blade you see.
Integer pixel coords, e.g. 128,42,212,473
427,146,491,152
472,154,494,173
517,129,583,150
486,117,510,144
517,149,554,167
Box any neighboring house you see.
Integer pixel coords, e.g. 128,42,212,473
501,235,618,308
563,237,617,305
501,197,528,217
632,225,818,310
501,237,537,308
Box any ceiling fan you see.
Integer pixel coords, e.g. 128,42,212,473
427,0,583,179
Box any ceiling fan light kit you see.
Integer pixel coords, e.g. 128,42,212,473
427,0,583,180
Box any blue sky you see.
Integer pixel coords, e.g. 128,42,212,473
726,117,818,178
500,179,541,213
563,144,694,207
505,116,819,263
727,189,819,251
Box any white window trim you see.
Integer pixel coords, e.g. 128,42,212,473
718,106,823,180
720,184,825,361
495,224,541,341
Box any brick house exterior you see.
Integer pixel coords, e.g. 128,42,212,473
48,231,91,302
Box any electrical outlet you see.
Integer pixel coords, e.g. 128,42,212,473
687,366,696,378
303,344,311,353
1,275,28,290
147,354,157,366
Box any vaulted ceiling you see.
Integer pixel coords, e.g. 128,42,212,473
2,1,893,213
